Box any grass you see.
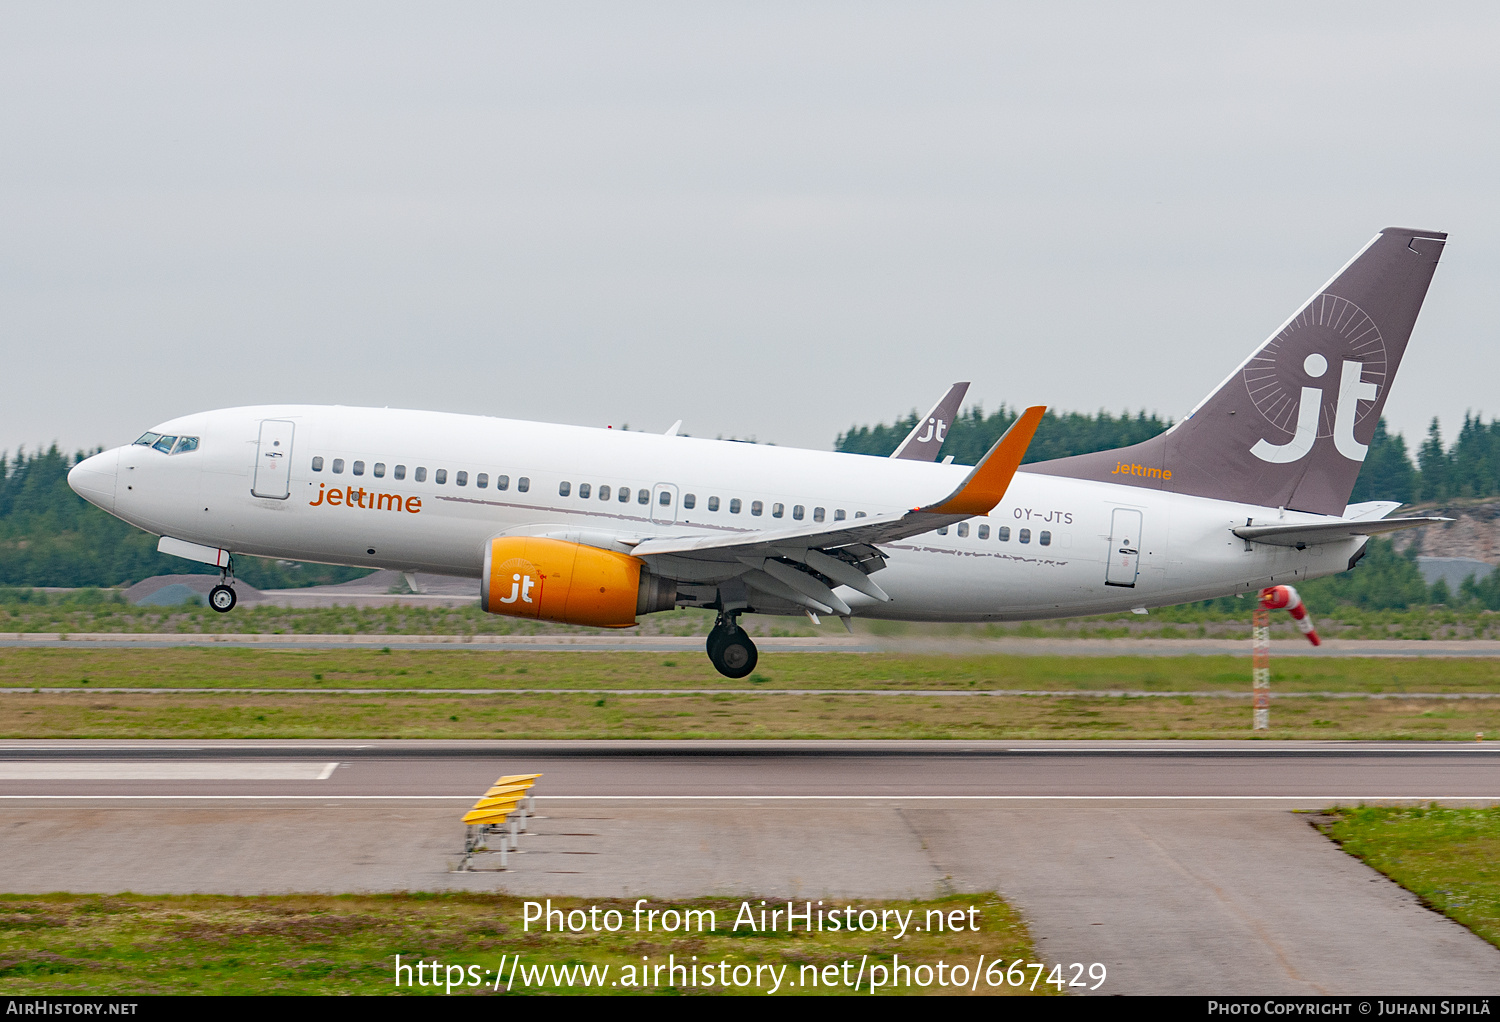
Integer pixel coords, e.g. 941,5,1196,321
3,649,1500,739
4,689,1500,740
0,892,1040,996
1316,806,1500,950
4,648,1500,693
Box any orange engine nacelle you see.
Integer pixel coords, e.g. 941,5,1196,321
481,536,675,628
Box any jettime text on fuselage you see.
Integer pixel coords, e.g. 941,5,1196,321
308,483,422,513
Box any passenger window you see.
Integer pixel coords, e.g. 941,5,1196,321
311,457,324,472
353,461,365,476
414,466,426,482
937,526,949,535
152,435,177,453
683,493,695,509
658,490,671,506
373,463,385,478
496,474,509,490
977,524,990,540
813,507,825,523
1019,528,1031,544
518,477,530,492
578,483,590,499
333,459,345,474
998,526,1010,541
772,503,784,518
792,505,804,520
1040,531,1051,546
619,487,631,503
708,496,720,511
174,437,199,454
559,481,571,497
435,469,448,484
599,485,611,501
729,498,742,514
855,511,867,518
957,522,969,538
751,500,763,516
476,473,488,488
134,433,161,447
834,509,846,521
456,471,468,486
394,465,406,480
638,489,650,505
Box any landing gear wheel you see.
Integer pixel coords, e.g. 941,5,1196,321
708,630,757,679
209,584,237,613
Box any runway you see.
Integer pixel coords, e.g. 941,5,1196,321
3,739,1500,799
3,740,1499,995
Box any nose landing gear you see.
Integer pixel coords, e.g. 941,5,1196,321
706,612,757,679
208,559,238,614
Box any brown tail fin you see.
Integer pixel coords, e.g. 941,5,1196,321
1027,227,1447,515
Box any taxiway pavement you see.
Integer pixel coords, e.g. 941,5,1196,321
3,740,1498,995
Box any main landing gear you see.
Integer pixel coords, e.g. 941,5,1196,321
209,560,238,614
706,612,757,679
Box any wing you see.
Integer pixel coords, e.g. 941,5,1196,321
630,406,1046,615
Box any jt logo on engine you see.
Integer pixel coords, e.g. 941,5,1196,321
499,573,537,605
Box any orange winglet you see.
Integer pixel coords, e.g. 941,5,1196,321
920,405,1046,516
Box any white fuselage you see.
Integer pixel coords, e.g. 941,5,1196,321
70,405,1361,621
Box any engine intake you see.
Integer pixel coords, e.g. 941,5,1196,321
481,536,675,627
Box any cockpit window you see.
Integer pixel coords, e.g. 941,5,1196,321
134,433,161,447
151,435,178,454
173,437,199,454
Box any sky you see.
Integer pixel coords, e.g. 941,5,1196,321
3,2,1499,458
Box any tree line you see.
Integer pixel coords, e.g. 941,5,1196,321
0,446,367,589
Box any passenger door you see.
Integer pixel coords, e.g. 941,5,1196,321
1105,508,1142,588
251,419,295,499
651,483,679,525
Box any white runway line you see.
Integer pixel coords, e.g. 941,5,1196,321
0,793,1496,801
0,761,340,781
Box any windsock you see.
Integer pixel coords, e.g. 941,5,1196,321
1259,585,1320,646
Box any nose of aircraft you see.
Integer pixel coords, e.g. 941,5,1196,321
67,448,119,513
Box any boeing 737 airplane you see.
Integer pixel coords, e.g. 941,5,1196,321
68,228,1448,676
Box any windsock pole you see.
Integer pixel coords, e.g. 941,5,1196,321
1252,585,1320,731
1251,604,1271,730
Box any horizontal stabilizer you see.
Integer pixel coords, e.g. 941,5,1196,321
1233,516,1449,548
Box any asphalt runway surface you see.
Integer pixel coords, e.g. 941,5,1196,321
4,740,1500,994
10,633,1500,656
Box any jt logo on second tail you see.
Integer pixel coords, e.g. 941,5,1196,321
915,417,949,445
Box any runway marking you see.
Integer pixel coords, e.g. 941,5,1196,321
0,762,340,781
9,687,1500,699
0,794,1495,801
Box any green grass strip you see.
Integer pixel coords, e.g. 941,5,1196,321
1316,806,1500,949
0,892,1042,996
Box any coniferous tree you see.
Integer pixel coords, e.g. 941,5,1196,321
1418,417,1452,502
1348,419,1418,504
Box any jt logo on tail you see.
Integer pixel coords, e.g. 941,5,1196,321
1250,352,1380,464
